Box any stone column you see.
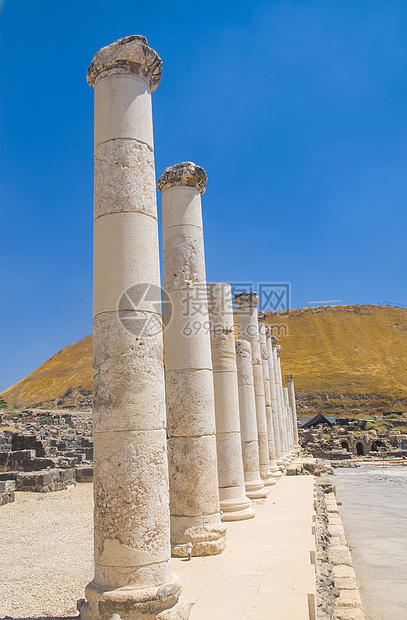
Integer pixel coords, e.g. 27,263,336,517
208,283,255,520
235,339,268,499
272,340,289,463
157,162,226,557
285,373,300,449
82,36,189,620
258,312,281,480
283,387,294,454
276,349,292,460
234,293,273,484
265,328,284,470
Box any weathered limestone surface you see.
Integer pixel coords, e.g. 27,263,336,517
266,329,283,469
285,373,300,448
82,35,189,620
235,340,268,499
258,312,281,479
283,387,294,455
276,345,292,461
158,162,226,557
234,293,273,484
208,283,254,520
271,340,288,463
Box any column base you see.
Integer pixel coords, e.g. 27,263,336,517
245,481,269,499
79,575,190,620
260,465,277,486
271,469,283,479
220,496,255,521
263,475,277,486
246,487,269,499
269,459,283,478
170,514,226,557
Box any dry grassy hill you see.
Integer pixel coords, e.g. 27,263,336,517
2,305,407,416
2,335,92,409
266,304,407,416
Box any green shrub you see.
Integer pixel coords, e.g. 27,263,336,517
366,422,378,430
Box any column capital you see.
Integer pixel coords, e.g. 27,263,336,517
87,35,162,90
270,335,279,345
157,161,207,194
276,344,282,355
284,373,294,383
234,292,260,308
257,310,267,323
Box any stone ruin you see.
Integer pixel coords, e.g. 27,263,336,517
299,423,407,462
1,35,305,620
0,409,93,494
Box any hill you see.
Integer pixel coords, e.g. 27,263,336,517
2,305,407,416
266,304,407,416
2,335,92,409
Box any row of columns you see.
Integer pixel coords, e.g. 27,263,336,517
82,35,300,620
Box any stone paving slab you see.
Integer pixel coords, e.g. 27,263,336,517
172,475,316,620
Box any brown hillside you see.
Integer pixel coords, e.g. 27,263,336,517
2,335,92,408
266,304,407,415
2,305,407,414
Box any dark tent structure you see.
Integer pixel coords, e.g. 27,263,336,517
298,413,337,429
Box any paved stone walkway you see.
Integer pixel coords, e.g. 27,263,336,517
173,475,316,619
0,475,316,619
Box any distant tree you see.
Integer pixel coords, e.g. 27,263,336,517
0,397,8,409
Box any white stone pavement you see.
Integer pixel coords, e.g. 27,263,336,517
173,474,316,619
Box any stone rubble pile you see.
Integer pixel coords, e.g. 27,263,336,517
0,410,93,495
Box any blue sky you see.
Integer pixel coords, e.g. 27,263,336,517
1,0,406,391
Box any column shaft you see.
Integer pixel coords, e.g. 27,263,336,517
235,340,268,499
266,330,283,468
158,162,226,557
234,293,273,484
208,283,254,520
258,312,281,479
283,387,294,453
285,374,300,448
272,342,288,462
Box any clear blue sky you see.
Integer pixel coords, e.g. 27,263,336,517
1,0,406,392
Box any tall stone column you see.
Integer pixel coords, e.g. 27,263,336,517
157,162,226,557
234,293,273,484
258,312,281,479
283,387,294,454
235,339,268,499
82,36,189,620
208,283,255,520
285,373,300,449
271,340,288,463
276,348,293,460
265,328,284,470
